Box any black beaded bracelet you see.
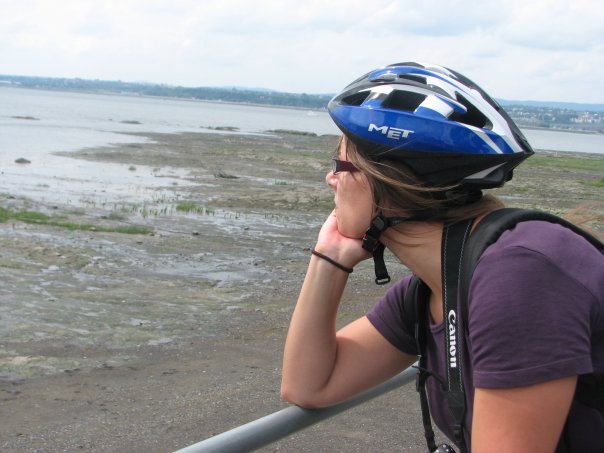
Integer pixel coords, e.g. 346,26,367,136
311,249,353,274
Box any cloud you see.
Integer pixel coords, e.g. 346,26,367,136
373,1,506,37
501,0,604,51
0,0,603,102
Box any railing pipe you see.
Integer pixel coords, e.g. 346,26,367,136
173,366,417,453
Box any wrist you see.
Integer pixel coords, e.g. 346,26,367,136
311,249,353,274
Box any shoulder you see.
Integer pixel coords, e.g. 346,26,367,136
477,219,604,298
486,219,601,255
468,220,601,388
471,219,603,320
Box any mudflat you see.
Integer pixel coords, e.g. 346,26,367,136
1,130,602,452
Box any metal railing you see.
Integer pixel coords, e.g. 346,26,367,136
173,366,417,453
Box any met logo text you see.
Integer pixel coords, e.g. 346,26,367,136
368,123,414,140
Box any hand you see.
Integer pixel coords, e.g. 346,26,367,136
314,210,372,269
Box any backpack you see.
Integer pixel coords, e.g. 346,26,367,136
403,208,604,453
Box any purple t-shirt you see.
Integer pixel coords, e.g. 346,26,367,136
367,221,604,451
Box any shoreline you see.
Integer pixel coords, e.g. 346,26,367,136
521,125,604,136
0,84,331,114
2,85,603,136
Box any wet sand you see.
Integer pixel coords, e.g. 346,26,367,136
1,130,602,452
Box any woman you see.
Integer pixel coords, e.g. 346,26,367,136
280,62,604,452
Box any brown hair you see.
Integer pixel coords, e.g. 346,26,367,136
342,137,504,224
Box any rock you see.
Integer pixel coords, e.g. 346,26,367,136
15,158,31,164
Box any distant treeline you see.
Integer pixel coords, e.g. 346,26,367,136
0,75,332,109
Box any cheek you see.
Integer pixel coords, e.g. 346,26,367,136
336,179,375,236
356,176,375,214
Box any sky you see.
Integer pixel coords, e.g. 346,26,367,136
1,0,603,104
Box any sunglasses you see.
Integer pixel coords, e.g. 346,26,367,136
331,159,359,175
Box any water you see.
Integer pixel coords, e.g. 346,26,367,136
522,128,604,155
0,87,335,206
0,86,338,162
2,86,603,158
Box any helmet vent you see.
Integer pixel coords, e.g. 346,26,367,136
382,90,426,112
397,74,427,84
450,93,493,129
341,91,371,106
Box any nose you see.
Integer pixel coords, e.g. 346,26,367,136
326,170,337,190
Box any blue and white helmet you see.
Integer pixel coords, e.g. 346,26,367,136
328,62,534,188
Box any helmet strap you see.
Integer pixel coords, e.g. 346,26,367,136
361,214,390,253
362,212,437,285
362,214,395,285
362,209,442,285
372,242,391,285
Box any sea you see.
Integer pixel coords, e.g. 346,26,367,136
1,86,603,162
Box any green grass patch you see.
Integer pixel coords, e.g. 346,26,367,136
585,177,604,188
0,207,152,234
101,225,152,234
527,155,604,172
175,201,199,212
103,212,126,221
175,201,214,215
13,211,50,222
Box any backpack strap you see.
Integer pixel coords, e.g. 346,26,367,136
406,218,474,453
440,219,473,453
576,374,604,414
404,277,441,451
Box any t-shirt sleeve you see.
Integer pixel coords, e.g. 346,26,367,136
366,276,418,356
469,224,597,388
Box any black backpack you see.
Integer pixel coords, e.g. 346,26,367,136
403,208,604,453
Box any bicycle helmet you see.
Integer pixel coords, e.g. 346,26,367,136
328,62,534,189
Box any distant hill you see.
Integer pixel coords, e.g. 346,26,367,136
1,74,603,115
497,99,604,113
0,74,331,110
